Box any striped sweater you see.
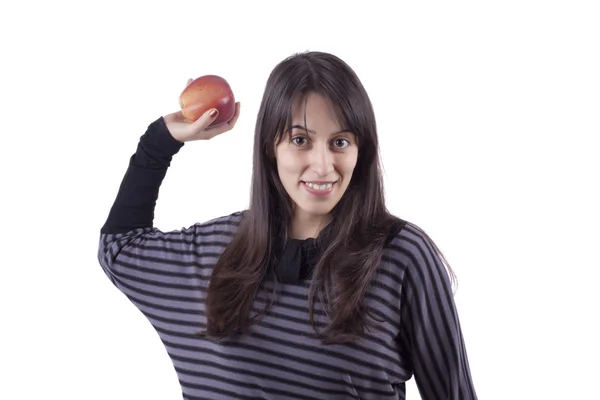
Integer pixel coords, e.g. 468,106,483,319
97,117,478,399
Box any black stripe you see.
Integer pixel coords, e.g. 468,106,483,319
246,329,402,378
157,326,394,384
110,272,202,304
129,304,401,376
112,264,402,341
181,383,263,400
144,228,236,242
113,256,213,279
252,318,407,371
130,240,230,255
119,248,220,268
250,305,399,354
376,257,406,286
116,269,207,291
176,363,365,397
117,282,401,355
124,290,202,315
397,225,459,399
166,340,398,394
179,371,329,400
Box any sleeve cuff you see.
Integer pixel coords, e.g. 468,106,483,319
134,116,185,168
144,116,185,158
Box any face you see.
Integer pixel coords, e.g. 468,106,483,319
274,92,359,220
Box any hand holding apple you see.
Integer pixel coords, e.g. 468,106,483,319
163,77,240,143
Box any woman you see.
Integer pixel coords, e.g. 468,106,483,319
98,51,478,399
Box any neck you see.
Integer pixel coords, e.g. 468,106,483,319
290,209,332,240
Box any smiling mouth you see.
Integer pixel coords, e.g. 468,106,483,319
303,181,333,190
301,181,336,195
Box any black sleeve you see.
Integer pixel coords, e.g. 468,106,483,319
100,116,184,234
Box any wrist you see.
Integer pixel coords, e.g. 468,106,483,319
143,117,185,158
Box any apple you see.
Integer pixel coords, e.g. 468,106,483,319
179,75,235,127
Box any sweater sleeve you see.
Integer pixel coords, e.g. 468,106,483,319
96,117,241,299
100,116,184,235
398,225,478,400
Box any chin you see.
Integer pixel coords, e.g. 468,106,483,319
296,202,337,217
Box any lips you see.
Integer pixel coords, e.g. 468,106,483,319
301,181,336,195
304,182,333,190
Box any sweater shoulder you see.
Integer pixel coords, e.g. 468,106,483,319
382,216,443,271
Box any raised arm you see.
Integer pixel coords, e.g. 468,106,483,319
100,116,183,235
97,89,241,294
101,84,241,236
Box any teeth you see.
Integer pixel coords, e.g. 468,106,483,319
305,182,333,190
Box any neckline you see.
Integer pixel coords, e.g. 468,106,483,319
288,221,333,245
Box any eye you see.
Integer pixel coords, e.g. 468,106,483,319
333,138,350,149
291,136,309,146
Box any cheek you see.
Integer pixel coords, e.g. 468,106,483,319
276,152,305,179
340,151,359,175
280,157,298,172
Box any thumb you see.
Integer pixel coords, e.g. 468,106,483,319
191,108,219,131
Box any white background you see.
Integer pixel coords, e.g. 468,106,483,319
1,1,599,399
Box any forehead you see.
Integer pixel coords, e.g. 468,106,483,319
289,92,344,129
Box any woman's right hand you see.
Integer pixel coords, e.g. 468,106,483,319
163,78,241,143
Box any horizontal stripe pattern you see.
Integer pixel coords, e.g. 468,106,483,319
98,212,477,399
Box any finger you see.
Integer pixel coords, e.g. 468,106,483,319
223,102,241,127
230,102,241,122
186,78,193,87
190,108,220,132
203,104,241,139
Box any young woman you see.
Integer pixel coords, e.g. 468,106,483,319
98,51,478,399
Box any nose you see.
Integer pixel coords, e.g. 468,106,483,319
310,143,334,177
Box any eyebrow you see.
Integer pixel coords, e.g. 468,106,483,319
287,124,351,135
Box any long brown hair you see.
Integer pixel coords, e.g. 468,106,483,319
200,51,455,344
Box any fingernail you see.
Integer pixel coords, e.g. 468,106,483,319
209,109,218,118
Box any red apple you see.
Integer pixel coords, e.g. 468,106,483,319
179,75,235,127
